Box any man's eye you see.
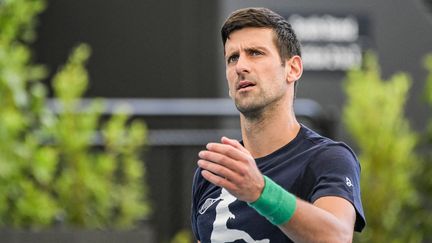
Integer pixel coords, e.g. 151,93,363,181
250,50,262,56
227,55,239,64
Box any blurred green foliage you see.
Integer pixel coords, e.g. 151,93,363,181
170,228,193,243
0,0,149,229
424,55,432,106
413,54,432,242
343,52,432,242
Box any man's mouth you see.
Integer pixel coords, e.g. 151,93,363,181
237,81,256,91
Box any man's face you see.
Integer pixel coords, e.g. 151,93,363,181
224,27,290,116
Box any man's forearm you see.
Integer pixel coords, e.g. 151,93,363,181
248,176,355,242
279,197,355,243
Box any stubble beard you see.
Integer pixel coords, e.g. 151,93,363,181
234,89,285,121
236,100,264,120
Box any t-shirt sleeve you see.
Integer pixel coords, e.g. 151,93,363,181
191,168,202,241
307,143,366,232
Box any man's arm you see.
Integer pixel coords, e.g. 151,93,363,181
197,137,356,243
281,196,355,242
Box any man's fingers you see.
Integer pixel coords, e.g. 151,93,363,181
197,159,239,181
205,141,250,162
198,150,242,173
198,138,264,202
200,167,237,191
221,136,251,155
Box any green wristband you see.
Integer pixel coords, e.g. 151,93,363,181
248,175,297,225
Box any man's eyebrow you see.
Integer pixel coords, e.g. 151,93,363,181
244,47,265,53
225,46,268,56
225,49,239,57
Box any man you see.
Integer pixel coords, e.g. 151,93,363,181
191,7,365,243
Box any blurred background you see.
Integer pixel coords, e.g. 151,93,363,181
1,0,432,242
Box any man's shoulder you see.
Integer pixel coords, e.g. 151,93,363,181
300,124,335,145
297,124,359,168
300,124,356,154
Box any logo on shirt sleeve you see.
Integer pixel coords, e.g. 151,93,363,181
345,177,353,187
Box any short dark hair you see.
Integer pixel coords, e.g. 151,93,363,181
221,7,301,61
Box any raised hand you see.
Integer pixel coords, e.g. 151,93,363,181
197,136,264,202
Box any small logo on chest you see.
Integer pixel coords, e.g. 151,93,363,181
199,197,221,214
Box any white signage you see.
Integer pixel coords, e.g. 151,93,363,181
288,14,366,71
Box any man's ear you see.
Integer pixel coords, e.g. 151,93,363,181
285,55,303,84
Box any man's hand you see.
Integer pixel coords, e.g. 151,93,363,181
197,136,264,202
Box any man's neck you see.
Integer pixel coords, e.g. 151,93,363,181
240,105,300,159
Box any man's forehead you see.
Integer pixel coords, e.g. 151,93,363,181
226,27,274,41
224,27,277,53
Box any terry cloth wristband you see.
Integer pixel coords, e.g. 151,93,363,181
248,175,297,225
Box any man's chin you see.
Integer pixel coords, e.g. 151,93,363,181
235,103,264,119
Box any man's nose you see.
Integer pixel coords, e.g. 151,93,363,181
235,55,251,74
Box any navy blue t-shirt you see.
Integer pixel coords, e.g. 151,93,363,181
191,124,366,242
